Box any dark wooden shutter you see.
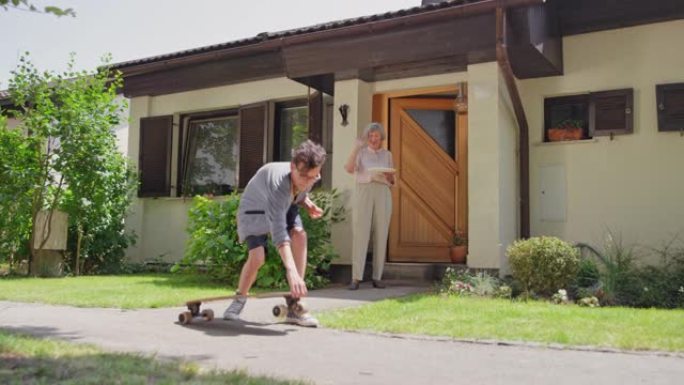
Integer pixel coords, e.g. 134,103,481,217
239,103,267,188
308,91,323,145
589,88,633,136
139,115,173,197
656,83,684,132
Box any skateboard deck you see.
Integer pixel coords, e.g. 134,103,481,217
177,291,306,325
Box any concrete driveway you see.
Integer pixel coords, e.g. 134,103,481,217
1,283,682,385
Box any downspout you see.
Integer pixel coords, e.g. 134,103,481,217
495,5,532,239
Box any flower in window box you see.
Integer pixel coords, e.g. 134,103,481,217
548,119,584,141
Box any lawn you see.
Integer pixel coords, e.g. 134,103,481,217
317,294,684,352
0,330,310,385
0,273,236,309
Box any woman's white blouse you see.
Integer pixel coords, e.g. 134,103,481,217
354,147,394,184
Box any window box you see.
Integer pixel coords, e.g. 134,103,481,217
547,120,584,142
544,88,633,142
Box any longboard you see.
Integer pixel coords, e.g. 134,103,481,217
177,291,306,325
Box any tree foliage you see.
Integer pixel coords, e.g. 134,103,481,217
0,0,74,17
0,117,40,267
1,53,136,274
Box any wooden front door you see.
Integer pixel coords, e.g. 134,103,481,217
388,97,468,262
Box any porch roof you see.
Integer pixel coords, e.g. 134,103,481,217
110,0,683,97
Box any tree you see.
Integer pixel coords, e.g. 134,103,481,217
0,116,40,271
0,0,74,17
3,53,136,275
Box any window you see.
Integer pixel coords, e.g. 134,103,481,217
180,112,238,196
544,88,633,142
544,94,589,142
656,82,684,132
137,94,330,198
274,100,309,161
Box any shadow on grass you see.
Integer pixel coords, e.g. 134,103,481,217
0,332,309,385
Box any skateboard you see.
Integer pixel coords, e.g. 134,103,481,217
177,291,307,325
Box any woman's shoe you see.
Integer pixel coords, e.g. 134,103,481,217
372,279,386,289
348,280,360,290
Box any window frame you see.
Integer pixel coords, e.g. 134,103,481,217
177,108,238,197
274,99,309,162
543,94,589,142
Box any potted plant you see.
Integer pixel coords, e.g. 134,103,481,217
547,119,584,142
450,231,467,264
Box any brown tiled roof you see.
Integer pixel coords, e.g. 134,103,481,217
110,0,485,70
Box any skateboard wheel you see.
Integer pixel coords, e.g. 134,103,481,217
178,311,193,325
200,309,214,321
272,304,288,319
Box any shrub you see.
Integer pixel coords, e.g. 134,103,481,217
575,257,600,288
631,240,684,309
576,234,684,308
176,189,345,290
506,236,580,297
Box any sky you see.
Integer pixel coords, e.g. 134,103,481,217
0,0,419,88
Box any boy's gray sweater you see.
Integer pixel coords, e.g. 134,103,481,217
237,162,307,246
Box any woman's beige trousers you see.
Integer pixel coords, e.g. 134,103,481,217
352,182,392,281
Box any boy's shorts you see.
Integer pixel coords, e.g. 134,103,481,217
245,204,302,251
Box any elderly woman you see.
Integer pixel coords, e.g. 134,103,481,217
344,122,395,290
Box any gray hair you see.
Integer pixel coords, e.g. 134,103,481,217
362,122,386,140
291,139,327,170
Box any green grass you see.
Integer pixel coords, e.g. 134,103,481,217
0,273,239,309
317,294,684,352
0,330,309,385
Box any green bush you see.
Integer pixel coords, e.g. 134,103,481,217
176,189,345,290
506,236,580,296
630,241,684,309
577,235,684,308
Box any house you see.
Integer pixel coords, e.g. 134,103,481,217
111,0,684,277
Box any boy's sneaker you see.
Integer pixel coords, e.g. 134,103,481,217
223,296,246,321
285,310,319,327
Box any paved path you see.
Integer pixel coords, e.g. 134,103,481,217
1,283,682,385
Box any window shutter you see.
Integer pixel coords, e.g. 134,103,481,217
656,83,684,132
308,91,323,145
589,88,633,136
239,103,267,188
138,115,173,197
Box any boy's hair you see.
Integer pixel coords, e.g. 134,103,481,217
291,140,327,170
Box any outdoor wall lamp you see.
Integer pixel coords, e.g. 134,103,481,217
338,104,349,126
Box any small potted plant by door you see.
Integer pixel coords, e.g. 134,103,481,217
450,231,467,264
547,119,584,142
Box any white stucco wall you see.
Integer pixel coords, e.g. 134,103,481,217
467,62,517,269
6,117,20,129
520,19,684,255
497,70,520,275
330,79,373,265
